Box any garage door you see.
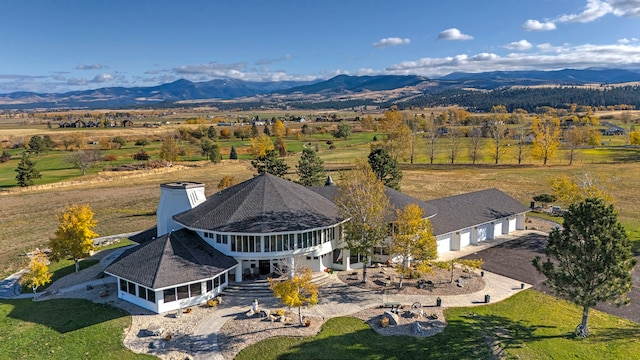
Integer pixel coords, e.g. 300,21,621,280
437,236,451,255
477,225,488,242
460,230,471,248
508,218,517,233
494,222,503,238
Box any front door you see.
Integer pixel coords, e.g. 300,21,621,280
259,260,271,275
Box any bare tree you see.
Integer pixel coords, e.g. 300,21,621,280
64,149,102,176
468,127,483,164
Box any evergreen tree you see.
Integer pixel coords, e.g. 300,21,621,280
207,126,217,140
28,135,45,156
229,146,238,160
368,147,402,190
251,149,289,177
533,198,637,338
251,123,260,137
263,125,271,136
15,152,41,187
296,147,325,186
209,143,222,164
274,136,287,157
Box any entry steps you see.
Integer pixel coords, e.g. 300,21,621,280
222,271,336,300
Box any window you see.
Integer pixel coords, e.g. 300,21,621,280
164,288,176,303
127,281,136,295
190,283,201,296
203,232,209,238
206,280,213,292
147,289,156,303
223,272,227,284
231,235,237,251
214,276,220,288
119,279,127,292
138,285,147,300
177,285,189,300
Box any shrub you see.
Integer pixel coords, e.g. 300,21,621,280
112,136,127,148
133,149,150,161
103,154,117,162
380,316,389,328
276,309,286,316
0,151,11,163
207,299,218,307
135,138,150,146
328,145,336,150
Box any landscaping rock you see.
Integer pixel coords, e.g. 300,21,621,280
260,309,270,317
245,309,255,318
383,311,399,326
143,324,163,336
99,290,109,297
149,340,165,349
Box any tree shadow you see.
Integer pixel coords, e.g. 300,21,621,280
590,326,640,342
3,298,129,334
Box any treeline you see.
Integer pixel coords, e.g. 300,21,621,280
402,86,640,113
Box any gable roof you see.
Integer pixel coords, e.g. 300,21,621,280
104,228,237,289
174,173,344,233
309,185,439,221
424,188,530,235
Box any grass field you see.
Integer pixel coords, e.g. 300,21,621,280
0,298,153,359
236,291,640,360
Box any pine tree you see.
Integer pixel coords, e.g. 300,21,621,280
251,123,259,137
229,146,238,160
209,143,222,164
368,147,402,190
296,147,325,186
251,149,289,177
533,198,637,338
15,152,41,187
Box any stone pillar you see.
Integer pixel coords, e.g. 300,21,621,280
235,259,243,283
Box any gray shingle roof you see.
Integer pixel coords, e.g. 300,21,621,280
309,185,439,221
174,173,344,233
104,228,237,289
424,188,530,235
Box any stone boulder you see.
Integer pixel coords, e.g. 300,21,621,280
383,311,399,326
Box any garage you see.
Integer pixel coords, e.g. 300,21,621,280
508,218,517,233
460,229,471,248
476,225,488,242
437,235,451,254
493,222,503,238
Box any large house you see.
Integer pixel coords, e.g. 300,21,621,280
105,173,529,313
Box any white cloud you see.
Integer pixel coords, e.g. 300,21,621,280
533,0,640,27
385,43,640,77
558,0,613,22
373,37,411,48
91,73,113,83
618,37,639,43
609,0,640,17
76,63,103,70
437,28,473,41
522,19,557,31
504,40,534,51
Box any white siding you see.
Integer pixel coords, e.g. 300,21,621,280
460,229,471,248
437,235,451,254
493,223,502,238
508,218,517,233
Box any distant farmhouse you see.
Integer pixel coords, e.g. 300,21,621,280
105,174,528,313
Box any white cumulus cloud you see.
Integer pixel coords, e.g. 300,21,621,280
437,28,473,41
522,19,557,31
92,73,113,83
618,37,639,43
505,40,534,51
373,37,411,48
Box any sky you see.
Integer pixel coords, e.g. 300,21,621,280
1,0,640,93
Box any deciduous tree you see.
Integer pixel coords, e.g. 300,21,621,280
159,135,180,162
209,143,222,164
64,149,102,176
531,116,561,165
533,198,636,338
49,204,98,273
467,127,483,164
368,147,402,190
20,251,51,295
268,267,318,326
390,204,437,288
250,134,274,158
434,259,483,284
296,147,325,186
272,119,286,137
335,160,390,283
488,118,508,164
217,175,238,190
15,152,41,187
550,172,612,205
334,121,353,140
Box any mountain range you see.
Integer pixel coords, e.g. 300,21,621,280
2,68,640,110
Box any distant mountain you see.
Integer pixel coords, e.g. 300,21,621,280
277,74,429,94
2,68,640,109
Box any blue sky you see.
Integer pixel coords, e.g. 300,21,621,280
1,0,640,93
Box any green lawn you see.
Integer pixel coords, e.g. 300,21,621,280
237,291,640,360
0,298,153,359
20,258,100,294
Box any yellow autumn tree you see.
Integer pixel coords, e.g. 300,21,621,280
49,204,98,272
531,116,561,165
335,160,390,283
379,106,412,160
20,251,52,295
272,119,286,137
217,175,238,190
550,172,613,205
630,129,640,146
268,267,318,326
390,204,437,288
249,134,274,158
